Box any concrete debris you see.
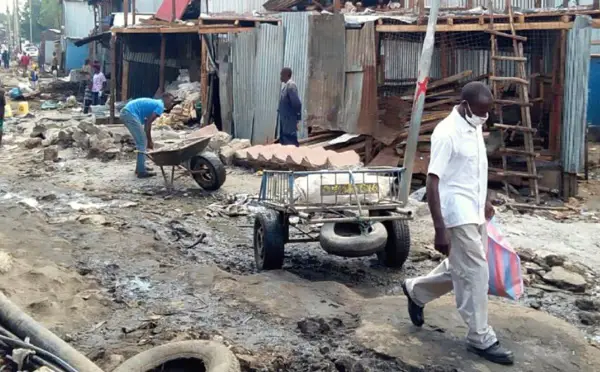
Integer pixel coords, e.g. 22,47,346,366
575,298,600,312
220,139,251,165
76,214,108,226
43,146,59,162
578,311,600,326
23,137,42,149
542,266,587,293
235,143,361,170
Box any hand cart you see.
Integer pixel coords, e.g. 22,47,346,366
253,167,413,271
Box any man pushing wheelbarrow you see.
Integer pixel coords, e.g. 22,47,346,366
120,93,175,178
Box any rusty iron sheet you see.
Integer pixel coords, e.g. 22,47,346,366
262,0,303,11
305,13,346,132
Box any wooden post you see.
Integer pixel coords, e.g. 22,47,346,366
594,0,600,10
440,33,449,78
159,34,166,93
562,0,568,7
124,0,129,27
121,60,129,101
333,0,341,12
200,35,208,122
110,34,116,124
171,0,176,22
132,0,136,25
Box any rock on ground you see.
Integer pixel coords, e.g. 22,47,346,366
542,266,587,293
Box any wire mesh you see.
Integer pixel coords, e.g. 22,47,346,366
258,168,406,209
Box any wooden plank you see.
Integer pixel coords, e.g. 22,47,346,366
110,34,116,124
495,147,539,157
121,60,129,101
489,76,529,85
494,99,532,106
489,168,541,179
484,29,527,41
124,0,129,27
492,55,527,62
376,22,574,33
423,97,457,109
159,34,166,93
493,123,537,132
400,89,455,101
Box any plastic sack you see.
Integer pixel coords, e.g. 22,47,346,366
486,219,524,300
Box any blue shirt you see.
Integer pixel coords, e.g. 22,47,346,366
123,98,165,124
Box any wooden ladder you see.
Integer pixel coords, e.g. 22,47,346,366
487,2,540,203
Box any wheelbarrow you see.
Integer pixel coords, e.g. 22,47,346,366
146,136,226,192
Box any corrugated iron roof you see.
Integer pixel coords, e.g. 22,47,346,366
232,31,257,140
155,0,191,22
206,0,266,14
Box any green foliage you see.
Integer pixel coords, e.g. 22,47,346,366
19,0,61,43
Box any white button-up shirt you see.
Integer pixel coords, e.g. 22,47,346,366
427,107,488,228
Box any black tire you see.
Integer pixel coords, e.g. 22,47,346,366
113,340,241,372
190,152,227,191
377,219,411,269
253,210,285,271
319,222,388,257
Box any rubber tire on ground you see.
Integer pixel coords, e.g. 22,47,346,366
319,222,388,257
377,219,411,269
190,152,227,191
253,210,286,271
112,340,241,372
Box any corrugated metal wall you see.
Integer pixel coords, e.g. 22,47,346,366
344,22,378,136
305,13,346,132
253,25,285,144
562,16,592,174
420,0,564,10
282,13,310,139
232,32,257,140
63,1,95,38
65,40,89,71
206,0,265,13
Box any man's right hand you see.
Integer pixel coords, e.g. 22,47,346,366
434,228,450,256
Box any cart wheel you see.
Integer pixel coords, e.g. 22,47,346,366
253,210,285,271
377,219,411,269
190,152,227,191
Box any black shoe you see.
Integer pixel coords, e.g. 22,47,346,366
401,281,424,327
467,342,514,365
136,171,156,179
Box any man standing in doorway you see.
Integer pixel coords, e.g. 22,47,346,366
401,82,514,365
120,93,174,178
278,67,302,146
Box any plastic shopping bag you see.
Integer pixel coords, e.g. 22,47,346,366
486,218,524,300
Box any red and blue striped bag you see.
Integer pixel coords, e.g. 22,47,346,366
486,219,524,301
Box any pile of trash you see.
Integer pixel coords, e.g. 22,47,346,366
155,70,201,129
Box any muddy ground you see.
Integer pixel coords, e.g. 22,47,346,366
1,80,600,371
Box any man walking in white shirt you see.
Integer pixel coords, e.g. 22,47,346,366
401,82,514,365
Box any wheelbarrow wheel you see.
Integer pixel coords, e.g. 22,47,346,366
253,210,285,271
190,152,226,191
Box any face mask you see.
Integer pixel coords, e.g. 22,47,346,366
464,102,488,127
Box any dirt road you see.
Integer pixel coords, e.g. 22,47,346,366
0,96,599,370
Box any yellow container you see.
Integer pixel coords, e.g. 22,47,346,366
4,104,12,118
17,102,28,116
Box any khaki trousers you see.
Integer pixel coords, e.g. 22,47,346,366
405,224,497,349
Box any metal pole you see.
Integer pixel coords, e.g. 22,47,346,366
398,0,441,203
28,0,32,43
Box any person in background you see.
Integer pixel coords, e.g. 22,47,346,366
277,67,302,146
0,88,5,147
401,82,514,366
120,94,175,178
51,52,59,77
81,59,92,75
91,63,106,106
20,53,30,75
30,65,39,90
2,49,9,69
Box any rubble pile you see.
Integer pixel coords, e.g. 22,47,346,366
156,70,201,129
